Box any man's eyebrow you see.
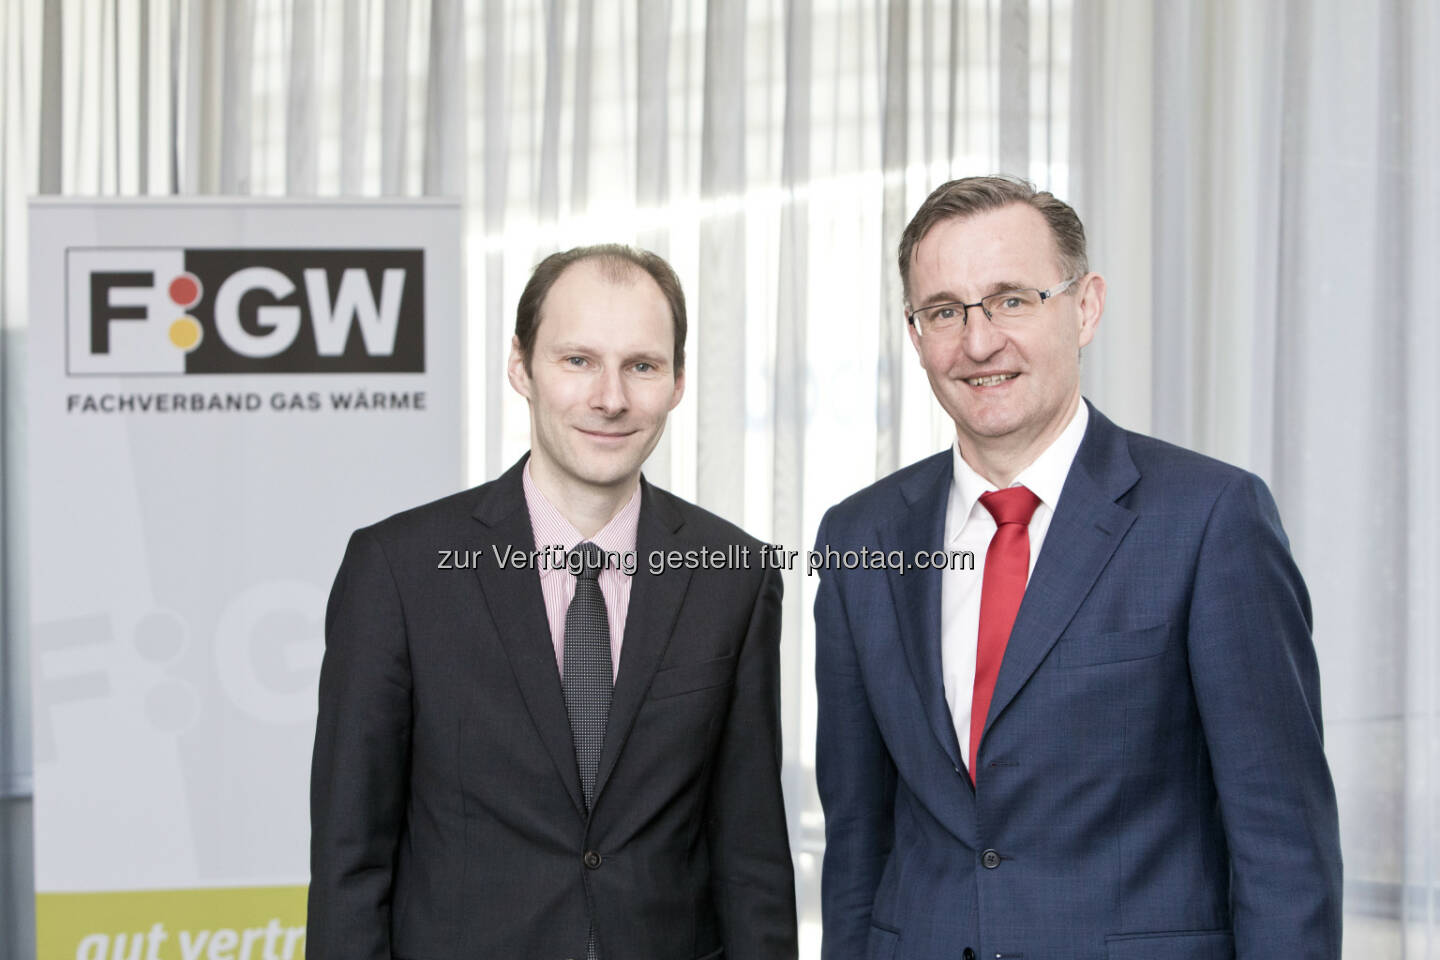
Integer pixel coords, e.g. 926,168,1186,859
915,280,1030,306
915,290,963,308
545,342,670,366
981,279,1030,296
544,341,596,355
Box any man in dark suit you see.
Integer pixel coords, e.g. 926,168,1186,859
309,245,797,960
814,177,1341,959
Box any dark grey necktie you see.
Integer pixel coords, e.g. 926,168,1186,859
562,542,612,810
562,542,611,960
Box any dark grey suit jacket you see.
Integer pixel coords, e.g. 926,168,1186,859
309,456,797,960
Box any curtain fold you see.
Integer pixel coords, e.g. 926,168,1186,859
774,0,812,908
338,0,366,194
1071,1,1440,952
286,0,317,194
537,0,565,221
875,0,907,478
569,0,594,209
696,0,747,523
379,0,410,195
634,0,672,488
1069,0,1153,436
422,0,464,196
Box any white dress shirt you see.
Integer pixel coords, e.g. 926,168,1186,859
941,400,1089,774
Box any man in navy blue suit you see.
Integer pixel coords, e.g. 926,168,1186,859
814,176,1342,959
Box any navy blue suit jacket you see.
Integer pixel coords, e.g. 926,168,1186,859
814,402,1341,960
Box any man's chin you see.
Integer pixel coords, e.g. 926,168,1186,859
951,406,1025,442
567,456,647,492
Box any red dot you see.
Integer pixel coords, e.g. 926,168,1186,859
169,274,201,307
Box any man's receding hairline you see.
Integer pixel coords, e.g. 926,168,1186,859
532,256,675,352
905,201,1069,293
515,241,688,375
558,252,653,288
539,255,662,314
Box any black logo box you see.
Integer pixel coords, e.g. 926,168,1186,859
85,248,425,374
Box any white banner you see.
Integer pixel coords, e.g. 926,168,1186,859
26,199,463,958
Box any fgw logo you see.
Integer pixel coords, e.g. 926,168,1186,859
66,248,424,374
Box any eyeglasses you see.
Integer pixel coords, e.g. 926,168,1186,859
906,275,1082,336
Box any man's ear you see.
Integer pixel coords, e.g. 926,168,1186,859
905,311,924,360
506,335,532,399
1076,273,1106,349
668,366,686,411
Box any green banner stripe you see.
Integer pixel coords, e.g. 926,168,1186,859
36,886,307,960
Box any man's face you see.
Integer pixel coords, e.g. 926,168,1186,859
508,260,684,499
906,203,1103,462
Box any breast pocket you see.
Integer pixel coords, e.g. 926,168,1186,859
1057,622,1170,668
649,654,736,700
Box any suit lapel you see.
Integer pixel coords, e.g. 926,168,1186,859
471,458,586,817
593,480,692,804
981,404,1139,741
878,452,964,772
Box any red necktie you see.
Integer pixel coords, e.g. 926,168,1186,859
969,485,1041,782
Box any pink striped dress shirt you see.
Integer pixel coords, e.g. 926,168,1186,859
522,461,639,681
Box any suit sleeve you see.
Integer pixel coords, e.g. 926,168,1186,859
813,510,898,960
308,529,413,960
705,564,799,959
1186,473,1342,958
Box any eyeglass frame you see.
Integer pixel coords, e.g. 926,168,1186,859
905,274,1083,336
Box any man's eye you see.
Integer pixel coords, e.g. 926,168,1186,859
565,356,587,367
935,306,959,321
633,362,654,373
1000,296,1024,310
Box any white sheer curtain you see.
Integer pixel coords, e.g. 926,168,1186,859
1072,0,1440,955
1,1,1435,958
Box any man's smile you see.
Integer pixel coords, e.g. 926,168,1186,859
576,426,638,441
963,371,1020,387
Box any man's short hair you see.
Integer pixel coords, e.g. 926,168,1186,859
515,243,688,373
897,175,1089,302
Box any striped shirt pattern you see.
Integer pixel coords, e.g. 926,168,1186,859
522,461,639,682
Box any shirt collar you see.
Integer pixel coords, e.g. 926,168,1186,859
948,399,1089,536
522,460,642,568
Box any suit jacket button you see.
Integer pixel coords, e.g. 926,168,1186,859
583,850,603,869
963,950,976,960
981,849,1001,869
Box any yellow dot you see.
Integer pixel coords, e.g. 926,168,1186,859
169,316,202,351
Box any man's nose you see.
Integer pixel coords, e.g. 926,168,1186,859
591,366,627,414
960,306,1007,361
